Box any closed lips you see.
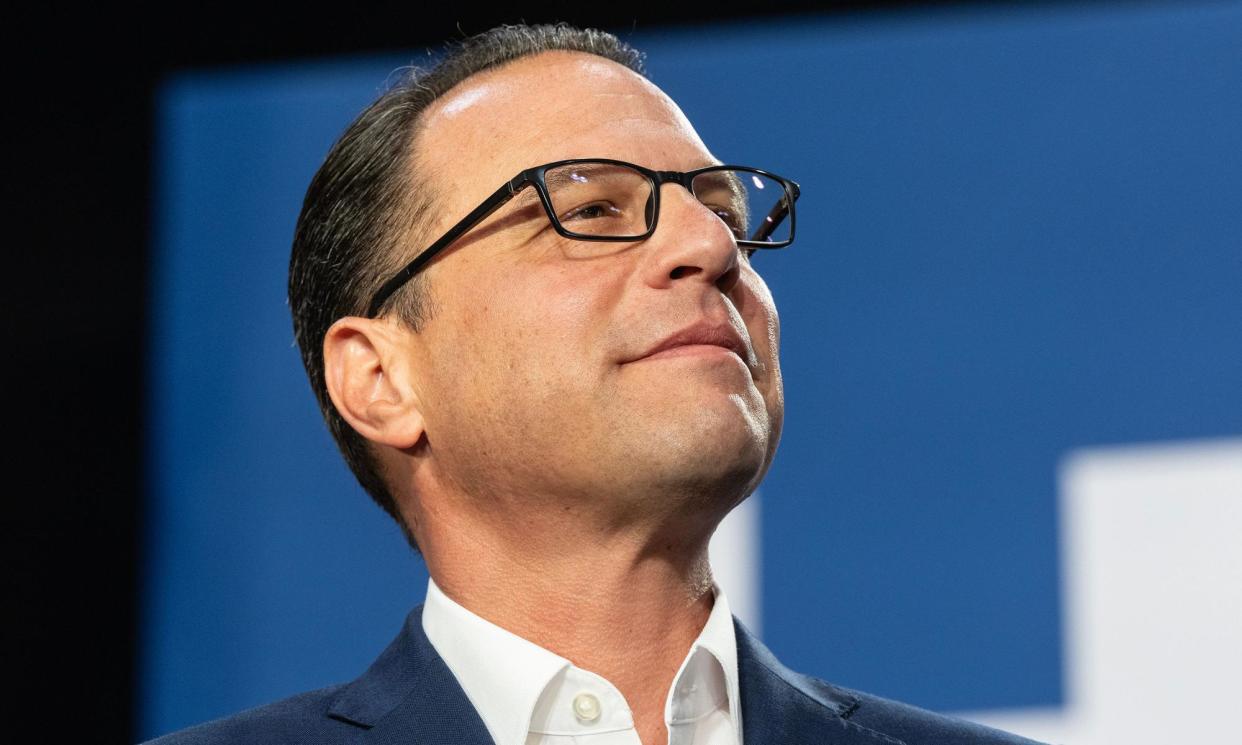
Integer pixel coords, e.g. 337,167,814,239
632,322,750,363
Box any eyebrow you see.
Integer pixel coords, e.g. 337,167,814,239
542,162,643,192
693,169,746,198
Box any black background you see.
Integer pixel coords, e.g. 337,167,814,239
11,2,1020,739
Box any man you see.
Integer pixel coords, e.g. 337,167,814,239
149,24,1038,745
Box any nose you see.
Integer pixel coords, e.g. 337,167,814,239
641,184,742,294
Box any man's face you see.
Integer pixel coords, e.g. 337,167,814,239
400,51,784,527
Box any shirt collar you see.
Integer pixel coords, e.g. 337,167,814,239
422,576,742,745
670,581,742,738
422,577,569,745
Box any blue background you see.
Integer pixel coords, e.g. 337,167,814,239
143,2,1242,738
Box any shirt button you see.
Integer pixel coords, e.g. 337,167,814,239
572,692,602,723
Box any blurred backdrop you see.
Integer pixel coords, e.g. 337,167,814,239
13,2,1241,743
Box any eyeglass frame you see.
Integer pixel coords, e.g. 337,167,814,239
365,158,801,318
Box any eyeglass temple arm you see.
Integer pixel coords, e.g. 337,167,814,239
746,180,800,243
749,197,791,243
366,180,521,317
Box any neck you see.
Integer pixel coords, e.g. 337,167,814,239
416,496,722,745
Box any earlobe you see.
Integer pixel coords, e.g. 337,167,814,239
323,317,426,449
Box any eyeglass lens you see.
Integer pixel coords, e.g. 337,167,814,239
545,163,652,238
543,163,791,244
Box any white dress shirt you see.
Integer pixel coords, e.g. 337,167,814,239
422,577,743,745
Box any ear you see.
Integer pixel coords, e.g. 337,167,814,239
323,316,426,449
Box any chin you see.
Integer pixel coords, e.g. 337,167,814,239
646,406,773,499
594,380,779,499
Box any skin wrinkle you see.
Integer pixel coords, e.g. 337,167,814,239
351,50,785,745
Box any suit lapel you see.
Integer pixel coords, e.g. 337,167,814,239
735,619,907,745
326,605,495,744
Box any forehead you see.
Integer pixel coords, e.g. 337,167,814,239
415,51,716,207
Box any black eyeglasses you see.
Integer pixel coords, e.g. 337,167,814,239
366,158,801,318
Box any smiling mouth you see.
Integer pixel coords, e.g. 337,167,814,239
629,320,753,367
639,343,744,362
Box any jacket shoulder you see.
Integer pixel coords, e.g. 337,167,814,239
141,684,356,745
802,675,1045,745
734,617,1043,745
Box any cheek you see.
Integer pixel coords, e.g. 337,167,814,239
440,266,617,398
738,270,781,362
739,275,785,441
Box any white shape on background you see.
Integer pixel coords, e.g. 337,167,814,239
963,438,1242,744
710,492,761,636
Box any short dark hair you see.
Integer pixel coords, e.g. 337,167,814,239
288,24,646,548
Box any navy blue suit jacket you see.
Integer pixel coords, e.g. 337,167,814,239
146,605,1041,744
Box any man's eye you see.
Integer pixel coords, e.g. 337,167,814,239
561,202,621,222
710,206,748,240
